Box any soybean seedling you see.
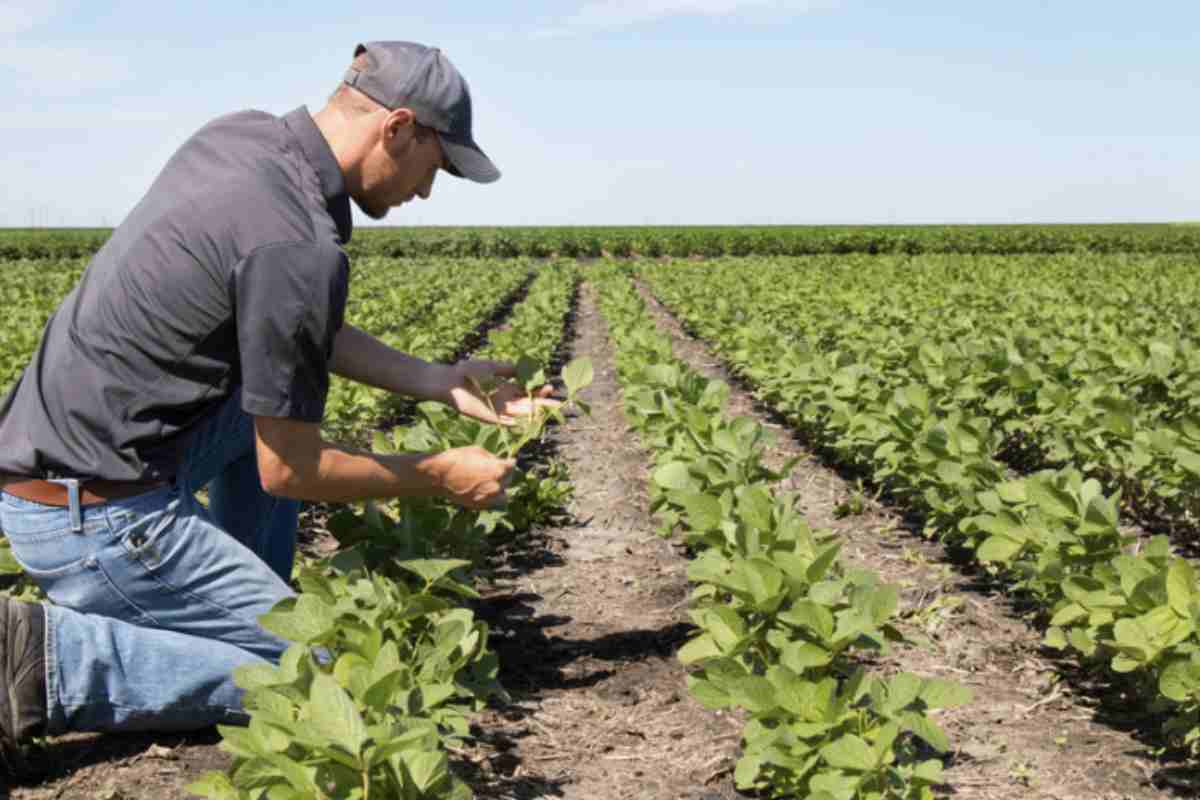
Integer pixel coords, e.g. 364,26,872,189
469,354,593,459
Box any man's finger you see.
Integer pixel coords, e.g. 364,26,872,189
536,384,555,398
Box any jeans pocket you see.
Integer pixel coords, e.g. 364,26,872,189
112,486,183,571
3,519,102,577
5,528,154,623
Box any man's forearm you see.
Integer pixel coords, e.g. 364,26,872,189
330,323,451,403
254,415,512,509
269,440,446,503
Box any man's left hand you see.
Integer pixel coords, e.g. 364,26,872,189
444,360,562,425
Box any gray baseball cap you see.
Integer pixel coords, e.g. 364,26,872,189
343,41,500,184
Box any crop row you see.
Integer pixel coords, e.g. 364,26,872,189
193,264,590,799
645,254,1200,534
592,265,970,800
6,223,1200,261
641,256,1200,759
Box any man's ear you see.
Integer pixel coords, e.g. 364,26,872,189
380,108,417,149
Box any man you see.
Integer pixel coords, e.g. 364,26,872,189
0,41,549,773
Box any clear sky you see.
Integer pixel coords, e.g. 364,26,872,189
1,1,1196,228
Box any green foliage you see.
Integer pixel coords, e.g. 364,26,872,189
11,225,1200,263
594,266,968,799
641,254,1200,758
190,553,493,800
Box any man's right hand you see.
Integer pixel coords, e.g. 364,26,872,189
255,417,518,506
426,446,516,510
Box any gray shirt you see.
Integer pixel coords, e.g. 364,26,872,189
0,106,353,482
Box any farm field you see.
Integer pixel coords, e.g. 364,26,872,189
1,226,1199,799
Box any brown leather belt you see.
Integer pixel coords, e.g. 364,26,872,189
0,479,166,507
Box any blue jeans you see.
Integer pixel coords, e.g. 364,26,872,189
0,392,300,734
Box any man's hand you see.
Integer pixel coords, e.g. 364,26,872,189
444,359,562,425
428,446,516,509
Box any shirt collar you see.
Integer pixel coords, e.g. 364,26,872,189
282,106,354,244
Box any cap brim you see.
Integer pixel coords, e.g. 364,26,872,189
438,132,501,184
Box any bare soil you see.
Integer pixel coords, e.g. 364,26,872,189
458,282,744,799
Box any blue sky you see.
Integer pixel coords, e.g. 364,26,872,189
1,1,1196,227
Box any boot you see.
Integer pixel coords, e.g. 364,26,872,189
0,597,47,776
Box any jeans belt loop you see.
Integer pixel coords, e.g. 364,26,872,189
47,478,83,533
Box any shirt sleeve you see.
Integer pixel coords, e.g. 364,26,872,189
233,241,349,421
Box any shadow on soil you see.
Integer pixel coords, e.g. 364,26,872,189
5,728,225,792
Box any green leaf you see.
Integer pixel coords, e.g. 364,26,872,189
996,480,1027,504
248,718,292,754
821,733,876,771
687,674,733,709
1175,448,1200,477
1111,618,1151,661
734,754,765,791
258,595,337,645
702,606,749,652
562,356,594,396
977,535,1022,564
1043,626,1068,650
653,461,693,490
1049,603,1087,627
778,600,835,640
1026,476,1078,521
401,749,450,793
866,584,899,624
738,485,775,531
806,543,842,583
674,491,725,531
234,663,283,691
678,634,721,664
1167,560,1196,617
1160,658,1200,702
780,641,833,671
902,710,951,752
309,672,368,760
1068,626,1098,656
884,673,923,713
396,558,471,586
187,772,242,800
731,559,785,607
728,675,779,713
232,757,287,790
913,759,944,784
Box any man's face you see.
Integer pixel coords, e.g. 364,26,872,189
353,114,446,221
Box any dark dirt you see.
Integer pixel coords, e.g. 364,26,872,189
457,282,744,799
637,277,1196,800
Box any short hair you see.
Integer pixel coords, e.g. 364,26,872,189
329,50,384,116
